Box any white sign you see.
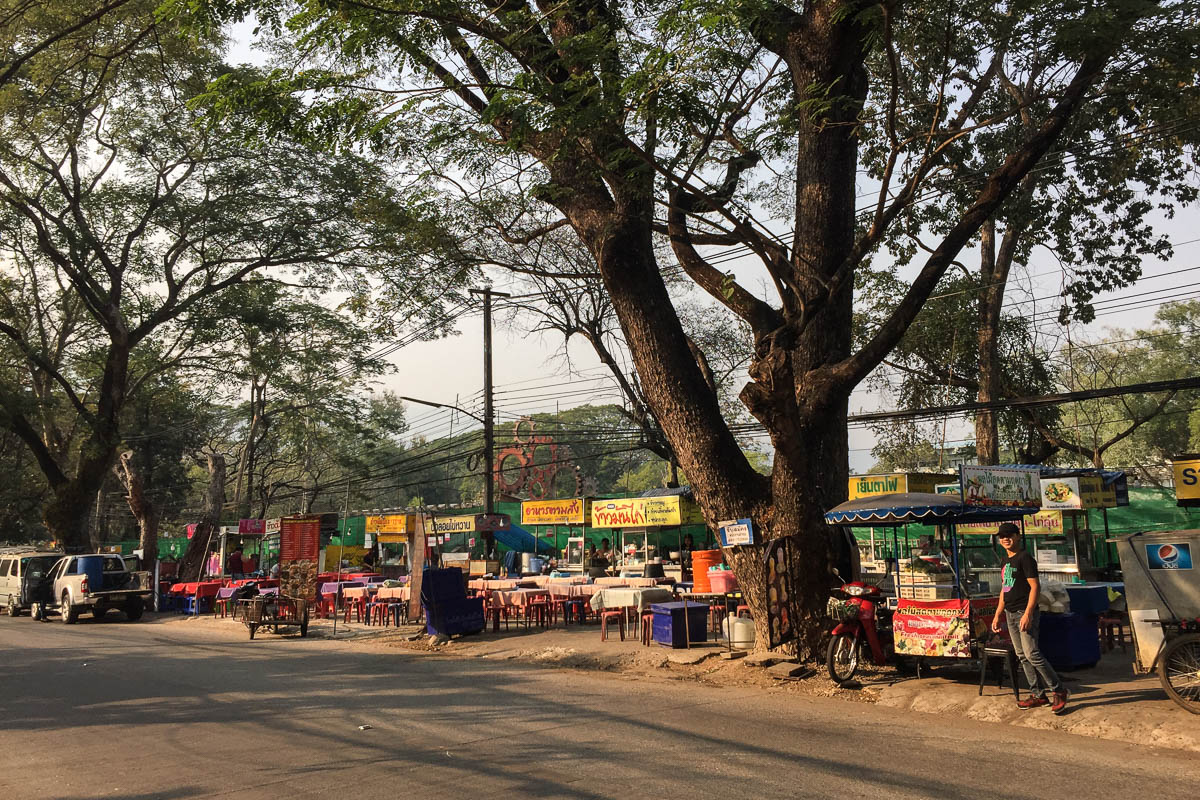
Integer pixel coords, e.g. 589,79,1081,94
718,518,754,546
1036,549,1058,565
426,536,436,547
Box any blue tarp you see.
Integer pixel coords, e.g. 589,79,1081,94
493,522,556,554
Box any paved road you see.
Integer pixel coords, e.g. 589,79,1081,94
1,615,1197,799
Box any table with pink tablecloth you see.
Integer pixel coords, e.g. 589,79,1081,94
376,586,411,601
598,576,665,587
489,588,550,609
468,578,537,591
342,586,378,600
546,583,605,599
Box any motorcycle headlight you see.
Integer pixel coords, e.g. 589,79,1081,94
844,585,865,597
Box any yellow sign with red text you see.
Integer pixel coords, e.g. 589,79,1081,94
590,496,704,528
521,498,590,526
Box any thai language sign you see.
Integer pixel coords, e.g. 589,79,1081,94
847,473,957,500
1040,475,1105,509
522,498,589,525
432,515,476,535
279,516,321,563
365,514,414,535
957,509,1066,537
718,518,754,546
590,496,703,528
960,466,1040,507
893,598,973,658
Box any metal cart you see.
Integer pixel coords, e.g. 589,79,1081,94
1115,531,1200,713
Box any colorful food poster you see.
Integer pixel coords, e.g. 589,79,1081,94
763,537,796,650
1040,475,1104,509
960,466,1040,507
893,598,973,658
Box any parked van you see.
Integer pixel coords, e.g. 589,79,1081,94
0,551,63,616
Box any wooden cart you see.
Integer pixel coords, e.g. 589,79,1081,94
240,595,310,640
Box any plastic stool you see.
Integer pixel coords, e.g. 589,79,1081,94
641,612,654,646
600,610,625,641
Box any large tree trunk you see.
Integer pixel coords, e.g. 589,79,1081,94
178,453,226,581
40,343,130,552
116,450,159,568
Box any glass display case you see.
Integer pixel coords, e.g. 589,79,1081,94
565,537,585,572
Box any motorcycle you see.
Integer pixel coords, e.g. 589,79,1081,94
826,572,894,685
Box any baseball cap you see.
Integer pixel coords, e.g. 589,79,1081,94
996,523,1019,538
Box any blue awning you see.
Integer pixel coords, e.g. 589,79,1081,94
824,492,1040,527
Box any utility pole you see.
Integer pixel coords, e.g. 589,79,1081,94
470,287,509,557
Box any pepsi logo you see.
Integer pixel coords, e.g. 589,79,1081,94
1158,544,1180,564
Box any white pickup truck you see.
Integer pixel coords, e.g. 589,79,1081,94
38,554,152,623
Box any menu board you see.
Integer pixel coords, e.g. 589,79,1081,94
763,537,796,650
279,516,321,563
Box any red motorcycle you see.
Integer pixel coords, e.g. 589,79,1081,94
826,574,894,685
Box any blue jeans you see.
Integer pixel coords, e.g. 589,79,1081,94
1005,608,1063,698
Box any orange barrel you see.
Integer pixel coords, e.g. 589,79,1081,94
691,550,722,593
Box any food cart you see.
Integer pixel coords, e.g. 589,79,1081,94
1115,530,1200,713
590,490,705,579
825,488,1039,674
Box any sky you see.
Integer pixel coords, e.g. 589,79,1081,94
225,21,1198,476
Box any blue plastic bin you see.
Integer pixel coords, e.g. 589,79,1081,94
651,601,708,648
1038,611,1101,671
1063,584,1109,616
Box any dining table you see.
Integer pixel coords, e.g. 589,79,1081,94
587,586,676,613
375,586,411,601
468,578,537,591
546,583,605,599
169,581,223,599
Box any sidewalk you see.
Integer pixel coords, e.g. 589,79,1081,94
165,612,1200,753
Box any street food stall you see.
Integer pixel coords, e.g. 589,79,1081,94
846,472,956,578
521,497,591,571
590,490,706,579
365,513,415,578
825,476,1040,672
1115,530,1200,713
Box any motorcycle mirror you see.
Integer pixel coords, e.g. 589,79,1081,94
832,567,840,578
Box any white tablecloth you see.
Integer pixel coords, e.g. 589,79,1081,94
588,587,676,612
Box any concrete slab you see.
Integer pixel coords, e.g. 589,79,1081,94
744,652,795,667
668,649,717,665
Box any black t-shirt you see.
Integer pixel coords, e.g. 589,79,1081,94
1001,550,1038,611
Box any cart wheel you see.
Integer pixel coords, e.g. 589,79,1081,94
827,633,860,685
248,623,258,640
1158,633,1200,714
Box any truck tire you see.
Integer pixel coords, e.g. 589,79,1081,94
61,593,78,624
6,596,19,617
124,597,144,621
